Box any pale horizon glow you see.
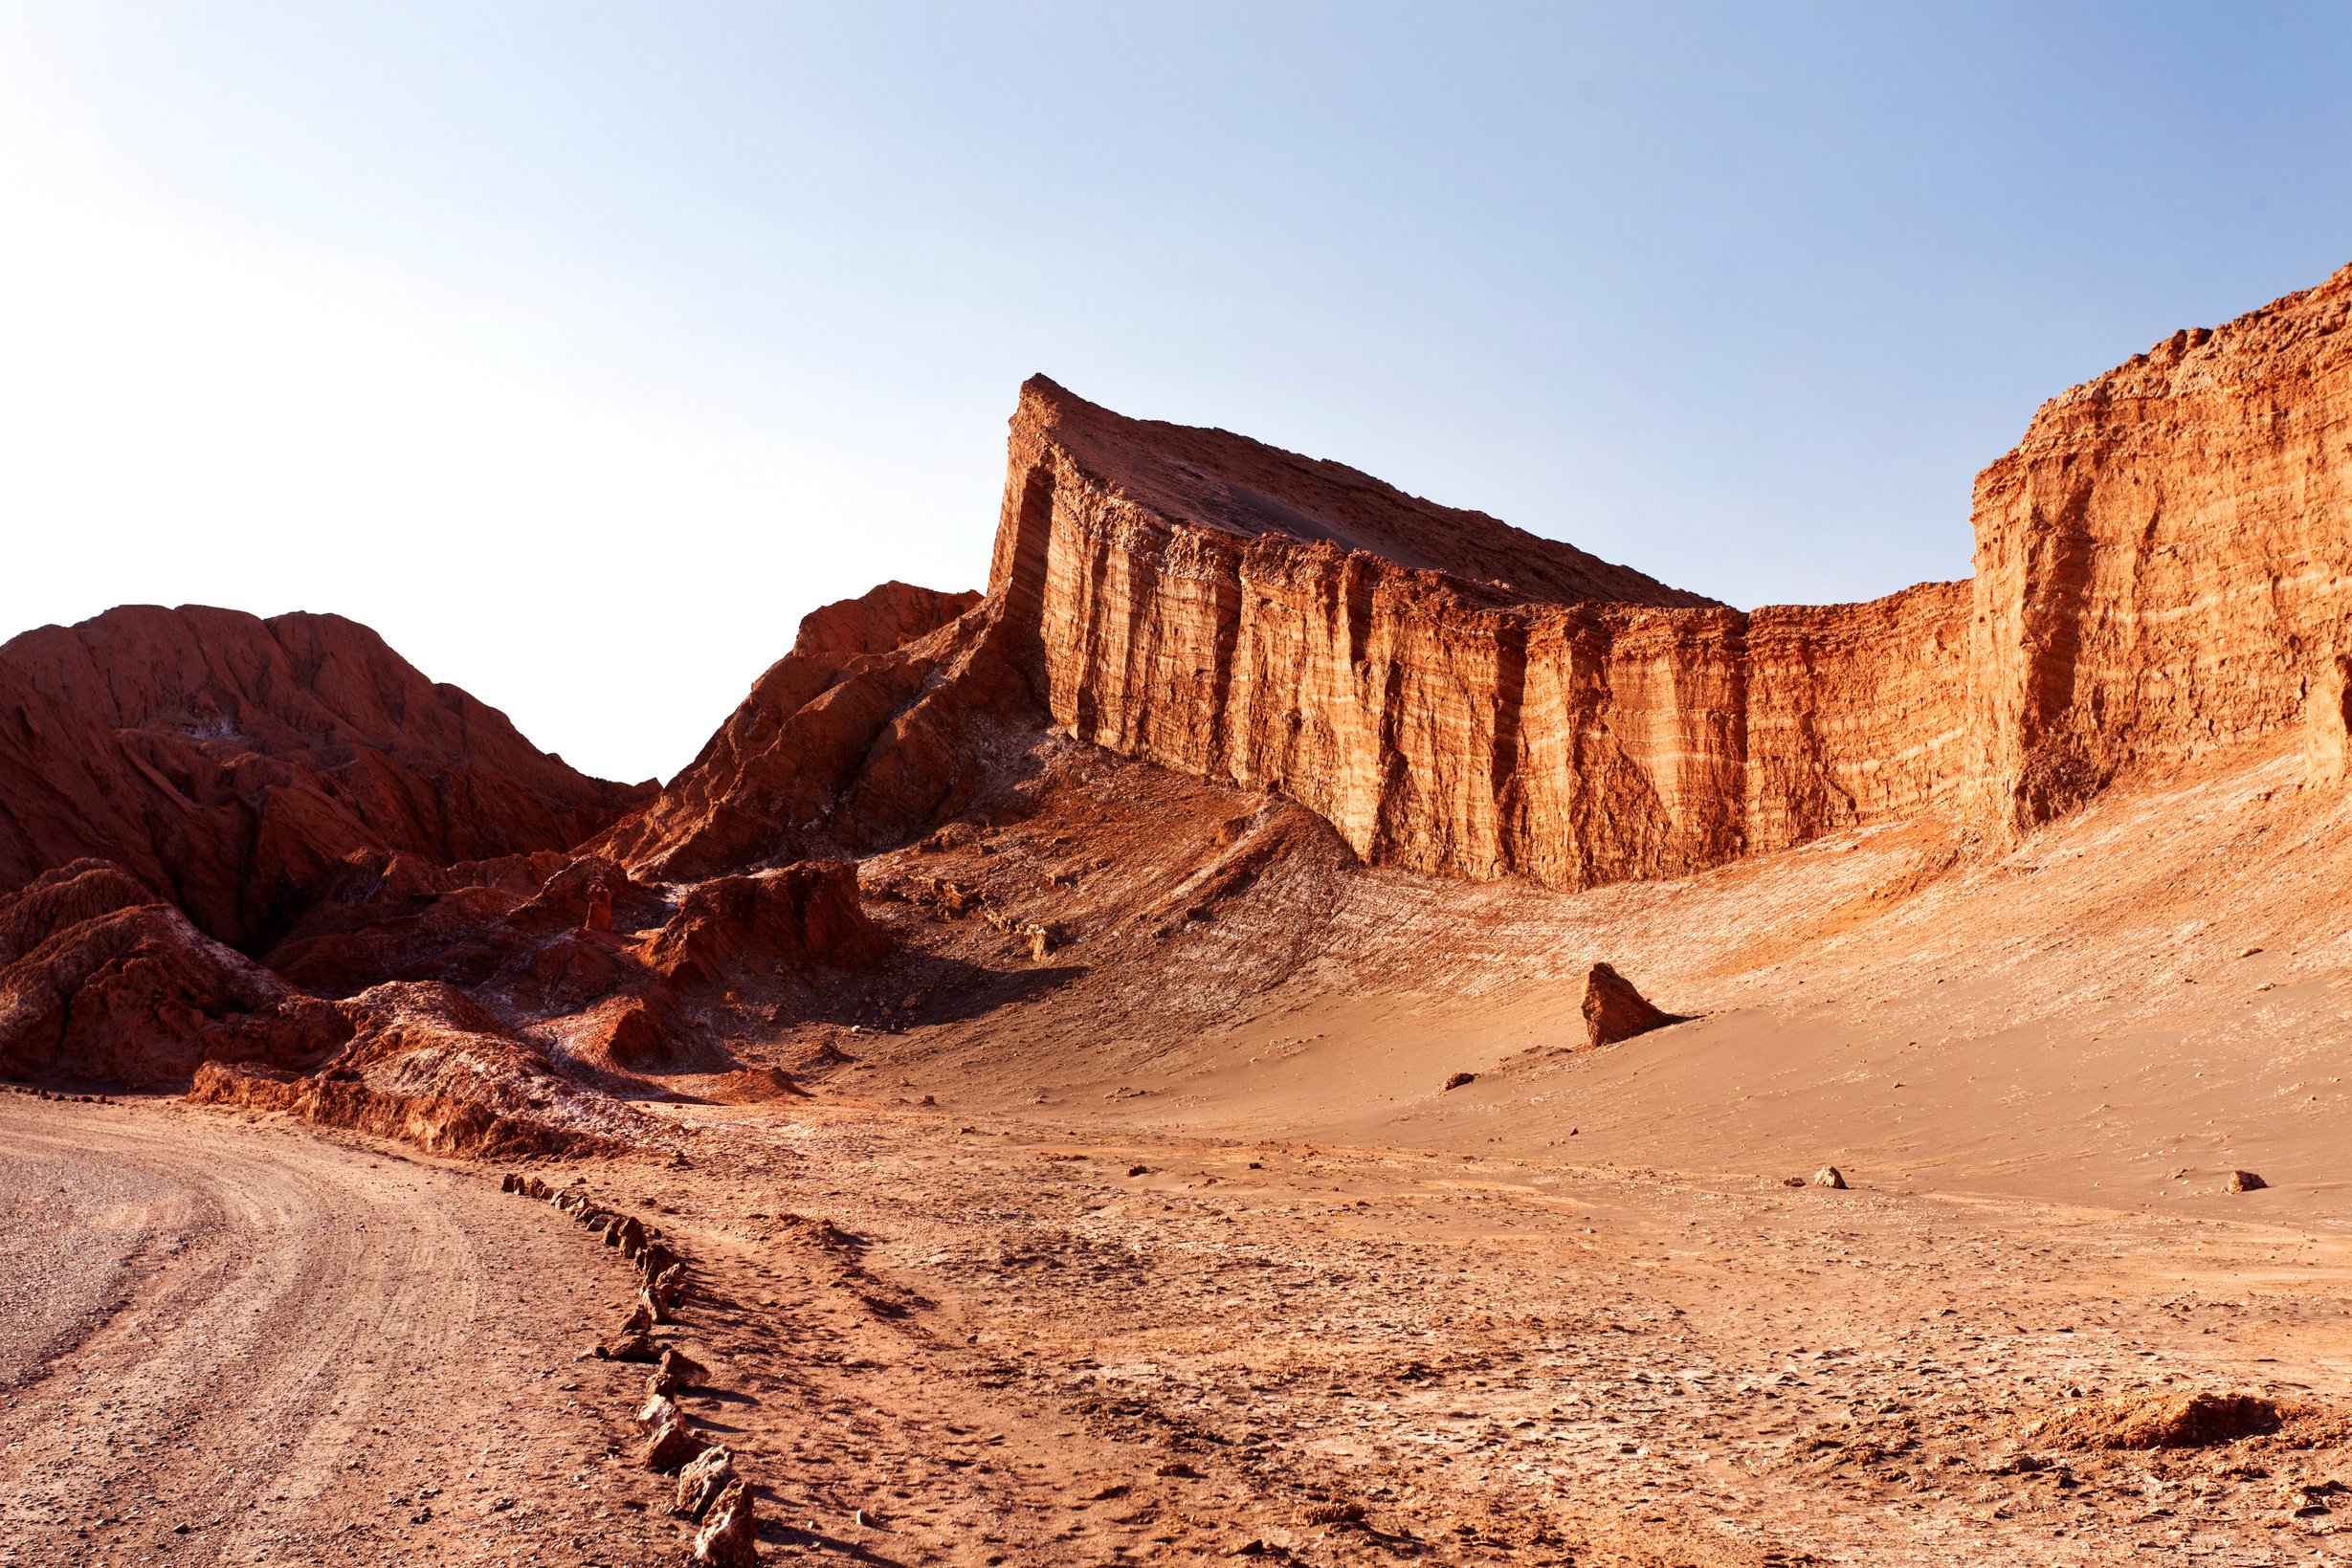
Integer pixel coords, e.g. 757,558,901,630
4,5,2350,783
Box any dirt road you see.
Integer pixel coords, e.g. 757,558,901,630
0,1095,672,1567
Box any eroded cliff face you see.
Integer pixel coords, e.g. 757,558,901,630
985,376,1974,886
975,258,2352,886
1970,262,2352,827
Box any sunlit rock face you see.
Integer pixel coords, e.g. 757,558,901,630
987,375,1969,887
1967,262,2352,828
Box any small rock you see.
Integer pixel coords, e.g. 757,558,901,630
1298,1501,1365,1526
639,1418,706,1473
1812,1166,1848,1190
658,1346,710,1388
618,1303,655,1334
637,1392,681,1430
673,1446,736,1518
1441,1071,1476,1092
650,1263,688,1308
1126,1164,1150,1178
2227,1169,2268,1192
1781,1176,1807,1188
692,1478,760,1566
601,1330,661,1362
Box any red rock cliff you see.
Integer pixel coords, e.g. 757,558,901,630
1968,262,2352,827
607,261,2352,895
985,376,1972,885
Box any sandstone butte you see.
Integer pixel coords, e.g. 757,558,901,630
609,259,2352,891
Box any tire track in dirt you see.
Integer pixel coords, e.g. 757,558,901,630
0,1096,677,1566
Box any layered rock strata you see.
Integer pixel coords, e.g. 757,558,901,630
1969,263,2352,826
981,259,2352,885
593,580,1051,881
986,376,1973,885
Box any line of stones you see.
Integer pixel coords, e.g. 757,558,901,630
502,1171,760,1566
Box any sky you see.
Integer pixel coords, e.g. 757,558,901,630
3,4,2350,784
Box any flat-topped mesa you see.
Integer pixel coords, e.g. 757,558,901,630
987,375,1971,886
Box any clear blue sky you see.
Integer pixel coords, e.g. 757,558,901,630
3,4,2348,782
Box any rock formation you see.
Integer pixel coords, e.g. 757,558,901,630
0,860,347,1086
11,259,2352,1128
1969,264,2352,827
1578,962,1682,1049
985,375,1973,886
189,981,643,1157
592,583,993,880
0,606,654,949
965,263,2352,882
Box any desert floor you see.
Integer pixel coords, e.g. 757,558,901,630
13,744,2352,1565
11,1082,2352,1568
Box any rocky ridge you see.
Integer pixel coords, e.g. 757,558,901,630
0,605,654,949
963,265,2352,883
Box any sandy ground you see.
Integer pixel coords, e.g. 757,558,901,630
11,1085,2352,1566
0,1095,679,1567
478,1099,2352,1567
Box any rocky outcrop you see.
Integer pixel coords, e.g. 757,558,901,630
983,376,1970,886
1969,262,2352,827
593,583,993,880
189,981,644,1156
262,850,666,1005
0,606,653,949
644,862,887,984
0,860,348,1086
1579,963,1682,1049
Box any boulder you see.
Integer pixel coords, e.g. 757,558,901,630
658,1346,710,1388
2227,1169,2268,1193
1811,1166,1848,1190
599,1330,661,1363
649,1263,689,1309
1580,963,1684,1049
